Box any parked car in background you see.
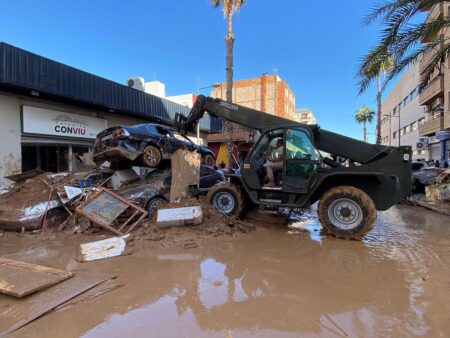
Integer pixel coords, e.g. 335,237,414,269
93,123,216,168
118,165,225,215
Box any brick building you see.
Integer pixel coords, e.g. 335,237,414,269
208,74,297,166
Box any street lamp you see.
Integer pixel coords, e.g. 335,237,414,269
383,113,401,147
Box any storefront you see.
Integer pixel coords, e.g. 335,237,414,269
20,106,107,172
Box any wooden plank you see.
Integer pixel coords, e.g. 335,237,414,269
0,272,116,336
0,258,73,298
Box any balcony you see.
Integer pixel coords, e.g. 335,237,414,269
419,47,440,74
419,76,444,105
419,114,445,136
207,125,258,143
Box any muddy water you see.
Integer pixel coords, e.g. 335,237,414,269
3,204,450,337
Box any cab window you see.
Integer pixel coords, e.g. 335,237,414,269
285,129,320,160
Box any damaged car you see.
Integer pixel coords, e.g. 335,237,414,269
118,165,225,215
93,123,216,168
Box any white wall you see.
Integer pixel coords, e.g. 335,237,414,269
0,94,22,185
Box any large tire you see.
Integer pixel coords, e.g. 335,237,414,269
317,186,376,240
141,145,162,167
206,183,244,216
203,153,216,167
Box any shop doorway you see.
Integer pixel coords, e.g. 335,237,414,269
21,145,89,173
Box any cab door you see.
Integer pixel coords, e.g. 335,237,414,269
283,128,321,193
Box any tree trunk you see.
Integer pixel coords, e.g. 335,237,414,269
363,120,367,142
225,8,234,169
376,73,382,145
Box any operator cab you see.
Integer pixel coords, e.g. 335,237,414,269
242,127,321,204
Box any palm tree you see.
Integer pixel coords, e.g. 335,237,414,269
211,0,246,168
357,0,447,93
358,55,393,145
355,105,375,142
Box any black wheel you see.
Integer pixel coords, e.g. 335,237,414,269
146,196,166,217
206,183,244,216
142,145,162,167
203,154,216,167
317,186,376,240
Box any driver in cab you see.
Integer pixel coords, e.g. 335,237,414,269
264,138,284,187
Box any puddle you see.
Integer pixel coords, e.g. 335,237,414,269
5,204,450,337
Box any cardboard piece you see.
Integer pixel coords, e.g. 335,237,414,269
170,149,200,202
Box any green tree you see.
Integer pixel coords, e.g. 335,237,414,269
355,105,375,142
357,0,447,93
210,0,246,168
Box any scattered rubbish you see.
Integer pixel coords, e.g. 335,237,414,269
426,183,450,202
110,169,140,189
170,149,200,202
156,206,203,228
78,234,132,262
0,257,73,297
4,169,45,183
64,186,83,200
76,188,147,236
0,273,116,336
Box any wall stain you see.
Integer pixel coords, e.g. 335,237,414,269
0,153,21,177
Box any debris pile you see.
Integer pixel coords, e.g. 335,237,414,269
133,198,255,247
410,168,450,215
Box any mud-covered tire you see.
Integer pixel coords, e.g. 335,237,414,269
206,183,244,216
203,154,216,167
142,145,162,167
318,185,376,240
146,196,166,217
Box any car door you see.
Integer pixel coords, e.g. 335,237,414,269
283,128,321,193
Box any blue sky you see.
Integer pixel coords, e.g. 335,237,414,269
1,0,386,141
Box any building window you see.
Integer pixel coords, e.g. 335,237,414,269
411,122,417,131
393,131,398,139
418,117,425,125
393,107,397,115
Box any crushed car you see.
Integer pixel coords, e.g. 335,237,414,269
118,165,225,215
93,123,216,168
411,161,443,193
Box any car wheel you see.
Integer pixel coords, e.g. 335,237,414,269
317,186,376,240
146,196,166,217
203,154,216,167
142,145,162,167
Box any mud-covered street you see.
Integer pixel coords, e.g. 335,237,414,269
0,204,448,338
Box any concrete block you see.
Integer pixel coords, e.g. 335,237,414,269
156,206,202,228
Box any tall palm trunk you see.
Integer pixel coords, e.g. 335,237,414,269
363,120,367,142
225,4,234,169
376,72,382,145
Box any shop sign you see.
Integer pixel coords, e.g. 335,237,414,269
436,130,450,141
22,106,107,139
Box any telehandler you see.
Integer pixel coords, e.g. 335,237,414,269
176,95,412,239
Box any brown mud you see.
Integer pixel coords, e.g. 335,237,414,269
1,204,450,337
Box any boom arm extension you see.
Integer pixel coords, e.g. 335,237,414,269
175,95,391,164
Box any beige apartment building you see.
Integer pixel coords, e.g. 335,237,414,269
380,63,432,160
294,108,316,125
417,2,450,162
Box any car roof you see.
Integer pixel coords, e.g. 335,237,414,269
121,123,174,131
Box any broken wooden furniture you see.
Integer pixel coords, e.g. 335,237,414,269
75,188,147,236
